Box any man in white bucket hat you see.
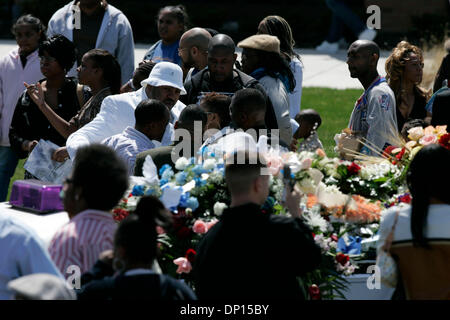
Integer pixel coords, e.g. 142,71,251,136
140,62,186,123
66,62,186,160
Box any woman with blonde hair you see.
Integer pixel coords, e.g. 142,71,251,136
385,41,431,133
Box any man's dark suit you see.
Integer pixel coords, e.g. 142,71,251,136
193,203,322,299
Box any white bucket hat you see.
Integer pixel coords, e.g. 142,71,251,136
141,61,186,95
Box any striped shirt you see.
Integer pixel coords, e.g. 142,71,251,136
102,126,160,175
48,209,117,278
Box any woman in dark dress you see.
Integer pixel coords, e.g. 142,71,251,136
385,41,431,134
9,34,81,166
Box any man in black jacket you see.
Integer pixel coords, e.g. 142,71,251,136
181,34,278,131
193,151,322,300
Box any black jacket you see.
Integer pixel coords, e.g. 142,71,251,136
78,260,197,300
181,68,279,131
193,203,322,300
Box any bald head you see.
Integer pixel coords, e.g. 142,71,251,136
209,34,235,55
349,40,380,59
207,34,238,83
347,40,380,81
180,27,212,52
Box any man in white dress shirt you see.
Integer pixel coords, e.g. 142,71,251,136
66,61,187,160
102,99,170,175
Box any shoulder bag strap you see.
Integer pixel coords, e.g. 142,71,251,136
382,210,400,252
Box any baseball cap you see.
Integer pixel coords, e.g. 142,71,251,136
140,61,186,95
237,34,280,54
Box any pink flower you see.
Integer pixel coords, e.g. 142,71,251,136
173,257,192,274
206,219,218,230
424,126,436,135
436,125,448,136
407,126,424,141
193,219,208,234
316,148,326,157
266,155,283,176
419,134,438,146
301,158,313,170
156,226,165,235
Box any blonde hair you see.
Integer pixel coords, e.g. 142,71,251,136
385,41,429,104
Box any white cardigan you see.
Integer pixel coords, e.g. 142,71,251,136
47,1,135,84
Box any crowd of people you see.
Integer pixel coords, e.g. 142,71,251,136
0,0,449,300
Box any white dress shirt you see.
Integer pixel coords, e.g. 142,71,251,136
102,126,160,175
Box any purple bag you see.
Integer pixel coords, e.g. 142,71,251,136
9,179,64,213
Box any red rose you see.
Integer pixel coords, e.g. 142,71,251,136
308,284,321,300
347,162,361,175
395,147,406,160
185,248,196,263
112,208,129,222
383,145,396,157
176,226,192,239
398,194,412,204
336,253,350,266
439,133,450,150
312,232,315,238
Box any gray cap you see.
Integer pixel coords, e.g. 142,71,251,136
7,273,77,300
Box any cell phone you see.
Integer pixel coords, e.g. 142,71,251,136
282,164,295,202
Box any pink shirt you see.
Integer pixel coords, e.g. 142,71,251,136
48,209,117,277
0,47,43,146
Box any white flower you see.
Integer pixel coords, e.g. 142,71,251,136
208,171,224,184
203,159,216,171
213,202,227,216
175,157,189,170
343,264,356,276
329,241,337,250
303,211,329,233
314,234,331,252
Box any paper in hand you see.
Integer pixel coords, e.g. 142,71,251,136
24,139,72,184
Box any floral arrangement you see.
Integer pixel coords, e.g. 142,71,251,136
112,145,410,300
383,125,449,166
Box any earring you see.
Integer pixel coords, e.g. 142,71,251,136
113,257,125,272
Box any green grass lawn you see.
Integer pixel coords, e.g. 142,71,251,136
6,87,362,201
300,87,362,155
